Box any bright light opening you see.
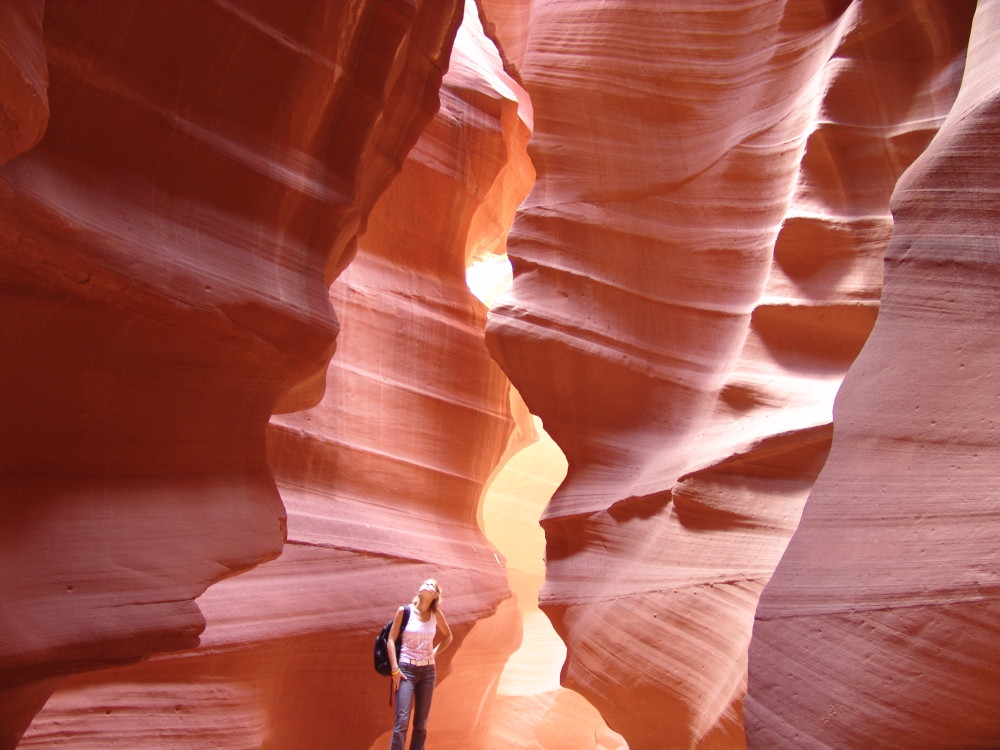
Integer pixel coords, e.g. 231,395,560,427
466,254,513,308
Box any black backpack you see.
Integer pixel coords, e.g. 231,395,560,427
374,605,410,676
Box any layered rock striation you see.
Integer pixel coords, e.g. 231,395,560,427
0,0,47,163
746,1,1000,747
481,1,977,747
16,3,535,748
3,1,997,748
1,1,463,746
482,407,628,750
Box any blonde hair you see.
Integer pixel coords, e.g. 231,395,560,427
411,579,442,612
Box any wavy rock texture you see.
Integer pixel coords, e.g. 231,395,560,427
471,262,627,750
0,0,47,163
5,2,995,749
480,1,976,747
17,3,534,748
745,1,1000,747
482,405,627,750
0,1,463,746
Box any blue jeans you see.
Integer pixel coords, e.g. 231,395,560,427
390,663,436,750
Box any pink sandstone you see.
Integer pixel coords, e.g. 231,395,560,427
1,1,463,746
16,3,535,748
2,1,998,748
481,0,977,747
745,0,1000,747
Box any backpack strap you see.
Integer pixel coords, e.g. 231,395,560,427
400,604,411,631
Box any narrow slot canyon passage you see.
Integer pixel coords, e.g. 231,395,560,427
480,412,629,750
468,258,629,749
4,2,999,750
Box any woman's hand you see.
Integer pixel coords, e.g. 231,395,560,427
386,606,407,691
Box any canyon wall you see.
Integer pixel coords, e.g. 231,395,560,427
3,1,998,748
482,407,627,749
15,2,538,748
0,1,464,746
0,0,47,163
745,0,1000,747
481,1,978,748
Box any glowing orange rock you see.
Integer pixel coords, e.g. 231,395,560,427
481,1,975,747
0,1,463,745
14,3,533,748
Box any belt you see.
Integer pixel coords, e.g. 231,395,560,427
401,658,434,666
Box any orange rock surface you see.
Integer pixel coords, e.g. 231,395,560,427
482,407,627,749
745,1,1000,747
3,1,998,749
1,1,463,746
482,1,978,748
15,3,536,749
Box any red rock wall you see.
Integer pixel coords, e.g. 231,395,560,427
4,1,996,748
482,409,629,749
0,0,47,163
0,1,463,746
14,3,534,748
745,1,1000,747
480,1,976,748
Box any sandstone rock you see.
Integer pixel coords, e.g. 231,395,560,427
746,1,1000,747
481,1,975,747
4,1,994,748
16,3,533,748
0,0,46,164
0,1,463,745
482,408,628,749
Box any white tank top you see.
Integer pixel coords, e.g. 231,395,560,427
400,605,436,663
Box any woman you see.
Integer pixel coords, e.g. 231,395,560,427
386,578,452,750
